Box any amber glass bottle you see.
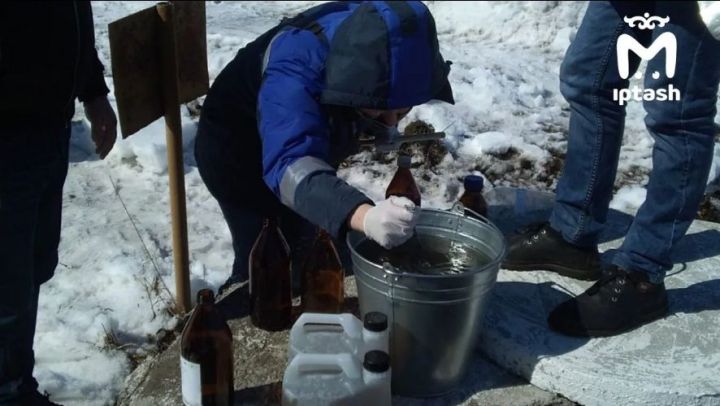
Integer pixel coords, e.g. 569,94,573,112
301,229,344,313
459,175,488,219
385,153,421,206
180,289,234,406
249,217,292,331
383,153,424,259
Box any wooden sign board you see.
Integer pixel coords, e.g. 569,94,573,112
109,1,208,138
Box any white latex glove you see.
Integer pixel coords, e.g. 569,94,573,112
363,196,420,249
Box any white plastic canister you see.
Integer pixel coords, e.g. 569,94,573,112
288,312,388,361
281,350,391,406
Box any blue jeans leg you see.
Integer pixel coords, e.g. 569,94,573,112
611,2,720,282
0,125,69,401
549,2,652,248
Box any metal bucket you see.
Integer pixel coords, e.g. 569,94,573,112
347,207,506,397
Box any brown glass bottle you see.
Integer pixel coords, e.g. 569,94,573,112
459,175,488,219
384,153,424,259
301,229,344,313
249,217,292,331
180,289,234,406
385,153,421,206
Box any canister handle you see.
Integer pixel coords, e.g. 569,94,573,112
284,352,359,380
292,313,360,336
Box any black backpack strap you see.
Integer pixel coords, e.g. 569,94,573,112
278,1,350,45
262,2,346,74
303,21,328,46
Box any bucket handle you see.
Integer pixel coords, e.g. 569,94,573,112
451,202,490,224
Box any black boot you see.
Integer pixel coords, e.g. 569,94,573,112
548,266,669,337
18,391,63,406
218,273,246,296
16,378,62,406
502,222,602,280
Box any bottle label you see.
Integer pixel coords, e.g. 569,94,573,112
180,356,202,406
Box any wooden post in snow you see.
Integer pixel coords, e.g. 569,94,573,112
108,1,208,314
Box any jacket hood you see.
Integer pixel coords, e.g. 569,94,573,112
320,1,454,109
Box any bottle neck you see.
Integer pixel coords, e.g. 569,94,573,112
197,289,215,305
397,154,412,169
263,217,279,228
464,190,484,196
317,228,330,240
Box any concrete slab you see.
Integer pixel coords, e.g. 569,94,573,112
119,188,720,405
118,277,572,405
480,191,720,406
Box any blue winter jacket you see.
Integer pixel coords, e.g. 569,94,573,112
200,1,454,238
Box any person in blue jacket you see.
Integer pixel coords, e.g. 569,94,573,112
195,1,454,293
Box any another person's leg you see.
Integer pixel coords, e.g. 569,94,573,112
0,126,68,402
550,2,720,337
613,2,720,283
503,2,651,280
19,127,71,400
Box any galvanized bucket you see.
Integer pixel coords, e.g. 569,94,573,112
347,206,506,397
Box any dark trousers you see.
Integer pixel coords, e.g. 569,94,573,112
0,125,70,400
194,121,316,290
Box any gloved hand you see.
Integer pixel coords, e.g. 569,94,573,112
363,196,420,249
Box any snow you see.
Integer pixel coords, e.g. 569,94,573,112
11,1,718,404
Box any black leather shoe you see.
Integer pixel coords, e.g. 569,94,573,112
548,266,669,337
17,391,62,406
502,223,602,280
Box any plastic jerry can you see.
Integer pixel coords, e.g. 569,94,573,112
282,350,391,406
288,312,389,361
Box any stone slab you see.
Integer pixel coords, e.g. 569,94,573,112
118,277,571,405
480,190,720,406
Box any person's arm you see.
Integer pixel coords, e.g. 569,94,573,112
76,1,109,103
349,204,372,233
259,29,420,247
77,1,116,159
258,29,372,238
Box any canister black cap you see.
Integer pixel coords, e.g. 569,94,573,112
363,312,388,332
363,350,390,373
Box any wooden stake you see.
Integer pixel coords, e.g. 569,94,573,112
157,2,191,314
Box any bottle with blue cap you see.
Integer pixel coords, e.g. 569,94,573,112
459,175,488,219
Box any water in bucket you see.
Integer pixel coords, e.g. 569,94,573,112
356,233,492,275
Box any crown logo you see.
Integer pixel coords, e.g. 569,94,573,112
624,13,670,30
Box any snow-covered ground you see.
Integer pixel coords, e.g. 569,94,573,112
26,1,720,404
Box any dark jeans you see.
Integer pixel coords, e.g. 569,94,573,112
549,2,720,282
0,125,70,401
194,123,316,289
